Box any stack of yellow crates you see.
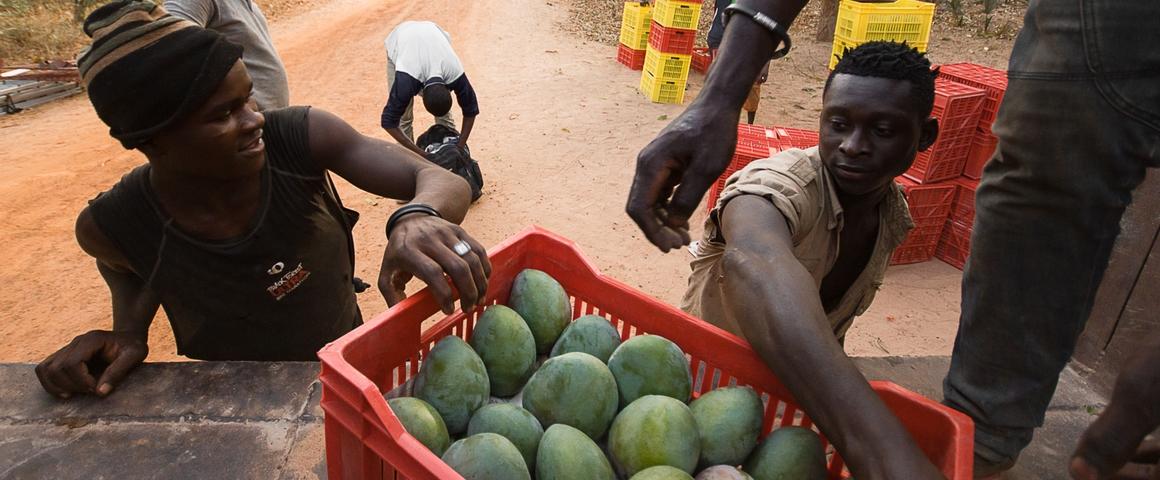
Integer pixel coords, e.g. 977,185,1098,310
617,2,651,70
829,0,935,69
640,0,701,104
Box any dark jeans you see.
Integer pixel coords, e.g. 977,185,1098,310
943,0,1160,466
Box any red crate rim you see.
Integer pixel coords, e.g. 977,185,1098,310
318,226,974,480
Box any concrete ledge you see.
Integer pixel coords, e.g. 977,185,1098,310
0,358,1106,479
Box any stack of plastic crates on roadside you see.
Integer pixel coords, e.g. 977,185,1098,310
828,0,935,69
640,0,700,103
935,178,978,269
904,77,985,183
939,63,1008,179
891,177,957,265
617,2,651,70
704,125,822,213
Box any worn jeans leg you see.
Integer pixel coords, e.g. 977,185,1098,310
942,35,1160,478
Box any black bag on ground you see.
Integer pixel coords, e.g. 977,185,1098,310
416,124,484,202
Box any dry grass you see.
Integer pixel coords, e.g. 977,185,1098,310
0,0,93,65
0,0,316,66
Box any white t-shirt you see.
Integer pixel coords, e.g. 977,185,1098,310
385,21,465,83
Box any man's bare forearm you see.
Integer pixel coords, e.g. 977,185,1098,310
719,246,939,478
385,127,425,156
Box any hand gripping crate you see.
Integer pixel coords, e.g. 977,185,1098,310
938,63,1008,134
318,226,975,479
620,1,652,50
652,0,702,29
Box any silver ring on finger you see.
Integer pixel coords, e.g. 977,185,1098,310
452,240,471,257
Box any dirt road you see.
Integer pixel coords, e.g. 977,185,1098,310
0,0,966,362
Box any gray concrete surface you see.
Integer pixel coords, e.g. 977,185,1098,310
0,358,1105,479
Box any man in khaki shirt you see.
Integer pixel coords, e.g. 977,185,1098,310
682,146,913,341
680,42,944,478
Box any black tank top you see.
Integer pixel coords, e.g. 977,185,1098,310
89,107,362,361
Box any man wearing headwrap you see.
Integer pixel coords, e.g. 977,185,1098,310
35,1,492,399
381,20,479,157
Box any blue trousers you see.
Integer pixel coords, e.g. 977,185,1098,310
942,0,1160,465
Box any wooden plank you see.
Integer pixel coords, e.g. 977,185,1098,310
1073,170,1160,374
1092,235,1160,394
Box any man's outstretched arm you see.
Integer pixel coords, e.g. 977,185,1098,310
717,195,944,480
627,0,807,252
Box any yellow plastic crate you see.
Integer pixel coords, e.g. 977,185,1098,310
828,34,928,69
640,69,686,104
620,2,652,50
643,46,692,83
652,0,702,30
834,0,934,45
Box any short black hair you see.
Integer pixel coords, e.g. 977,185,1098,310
422,84,453,117
825,41,938,118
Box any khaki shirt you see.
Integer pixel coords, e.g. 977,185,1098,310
681,147,914,341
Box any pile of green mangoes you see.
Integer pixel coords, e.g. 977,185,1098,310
386,269,828,480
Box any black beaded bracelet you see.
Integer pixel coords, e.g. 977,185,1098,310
723,3,793,60
385,203,442,238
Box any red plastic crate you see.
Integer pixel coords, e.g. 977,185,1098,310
705,125,784,212
930,77,985,133
936,220,972,270
692,47,711,73
318,226,975,480
950,177,979,225
648,21,696,55
938,63,1007,133
906,129,975,183
963,131,997,179
616,43,646,70
891,223,944,265
895,176,956,228
772,126,821,149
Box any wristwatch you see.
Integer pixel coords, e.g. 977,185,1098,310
723,3,793,60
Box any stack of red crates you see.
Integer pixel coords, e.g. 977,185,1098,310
891,177,957,265
703,125,819,213
704,124,781,212
935,178,977,269
904,77,986,183
939,63,1007,179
